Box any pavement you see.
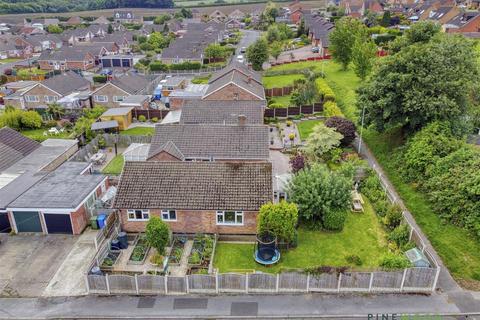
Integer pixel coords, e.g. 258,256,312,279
235,30,261,58
269,150,290,177
0,292,476,319
0,234,77,297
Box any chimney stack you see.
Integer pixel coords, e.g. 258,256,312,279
238,114,247,126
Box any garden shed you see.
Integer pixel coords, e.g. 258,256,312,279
99,107,133,131
405,248,431,268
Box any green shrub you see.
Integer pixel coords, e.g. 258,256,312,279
257,201,298,243
169,61,201,70
138,115,146,122
269,102,286,109
388,224,410,248
93,75,107,83
323,210,347,231
323,101,344,118
383,204,403,230
379,253,411,269
151,117,158,123
345,254,362,266
315,78,335,102
20,110,42,129
145,216,170,255
44,119,58,128
374,199,390,217
149,62,168,71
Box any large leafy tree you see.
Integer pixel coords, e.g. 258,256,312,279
287,164,352,227
257,202,298,243
389,20,441,53
204,43,227,63
146,216,170,255
329,17,366,70
324,116,356,146
357,34,479,133
304,123,343,160
246,38,269,71
351,38,377,80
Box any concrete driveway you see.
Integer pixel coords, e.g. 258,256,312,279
0,234,78,297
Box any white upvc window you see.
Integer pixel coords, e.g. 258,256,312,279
127,209,150,221
216,211,243,225
161,209,177,221
44,95,57,103
94,95,108,102
25,95,39,102
113,96,125,102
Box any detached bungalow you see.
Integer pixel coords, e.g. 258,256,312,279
114,161,273,235
91,73,149,109
38,46,96,71
7,162,107,234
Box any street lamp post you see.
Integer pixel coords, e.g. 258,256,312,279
358,104,366,154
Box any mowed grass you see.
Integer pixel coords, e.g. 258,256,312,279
269,94,291,107
120,126,155,136
102,154,124,175
297,119,322,140
262,74,305,89
214,200,389,273
21,128,72,142
363,129,480,288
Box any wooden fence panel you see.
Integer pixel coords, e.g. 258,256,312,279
287,107,300,116
167,276,186,294
340,272,371,290
137,275,165,294
308,273,338,291
403,268,435,291
278,273,308,292
300,105,313,115
274,108,288,118
188,275,216,293
248,273,276,292
108,275,136,294
218,273,246,293
371,271,403,292
87,275,108,294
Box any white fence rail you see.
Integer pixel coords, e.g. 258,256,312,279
86,268,438,295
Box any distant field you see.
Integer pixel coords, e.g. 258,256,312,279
0,0,326,18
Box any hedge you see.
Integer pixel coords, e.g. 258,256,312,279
315,78,335,102
149,62,169,71
93,75,107,83
323,101,344,118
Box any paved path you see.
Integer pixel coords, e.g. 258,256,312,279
354,136,480,312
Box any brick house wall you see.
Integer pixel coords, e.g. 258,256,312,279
447,17,480,33
92,83,131,108
203,83,263,101
119,209,258,235
290,10,303,24
38,53,95,71
71,205,88,234
20,84,61,109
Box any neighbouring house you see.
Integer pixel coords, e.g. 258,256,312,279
0,35,32,59
4,71,91,110
30,18,60,29
202,62,265,101
18,26,46,36
425,5,460,24
159,77,187,97
74,43,120,64
15,34,62,53
61,25,108,45
168,84,208,110
65,16,84,26
289,1,304,23
6,161,107,234
225,18,243,30
179,100,265,125
147,123,269,161
99,106,133,130
114,161,273,234
38,46,96,70
0,127,40,172
228,9,246,20
444,11,480,33
113,11,143,24
0,138,78,233
91,73,149,108
209,10,228,21
91,32,134,53
304,14,334,56
92,16,110,25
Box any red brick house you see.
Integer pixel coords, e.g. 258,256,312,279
289,0,304,24
91,73,149,109
7,162,107,235
445,12,480,33
113,161,273,235
38,46,95,71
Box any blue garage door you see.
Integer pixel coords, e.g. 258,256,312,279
13,211,42,233
44,213,73,234
0,212,11,233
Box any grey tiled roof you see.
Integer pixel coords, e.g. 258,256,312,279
110,73,149,95
155,141,185,160
41,71,90,96
0,127,40,172
148,124,269,160
209,62,262,84
113,161,272,211
38,46,93,61
180,100,265,125
8,162,105,209
204,68,265,100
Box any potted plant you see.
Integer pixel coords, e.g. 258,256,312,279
289,133,295,141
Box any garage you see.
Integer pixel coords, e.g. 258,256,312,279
12,211,42,233
43,213,73,234
0,212,11,233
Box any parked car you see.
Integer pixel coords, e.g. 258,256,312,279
311,47,320,53
240,47,246,53
236,55,245,64
100,68,112,75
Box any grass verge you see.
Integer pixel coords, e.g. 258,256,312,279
101,154,124,175
120,126,155,136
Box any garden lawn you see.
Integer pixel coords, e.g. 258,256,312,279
120,126,154,136
269,95,291,107
363,129,480,288
0,58,21,64
102,155,124,175
191,75,211,84
21,128,72,142
297,119,322,140
263,74,304,89
214,200,389,273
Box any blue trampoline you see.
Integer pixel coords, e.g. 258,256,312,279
254,233,280,266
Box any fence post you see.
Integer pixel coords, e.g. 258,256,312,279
400,268,407,292
165,275,168,295
245,273,249,294
105,274,110,295
408,224,414,241
185,275,189,294
337,273,342,292
432,267,441,292
276,274,280,292
85,275,90,294
306,274,310,292
215,273,219,294
368,272,374,292
135,274,139,295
